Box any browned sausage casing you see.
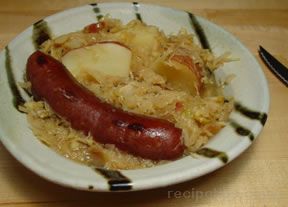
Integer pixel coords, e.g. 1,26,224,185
26,51,184,160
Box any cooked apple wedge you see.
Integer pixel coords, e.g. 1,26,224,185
154,54,204,95
61,42,132,79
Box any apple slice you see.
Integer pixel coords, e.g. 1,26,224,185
154,54,203,95
170,55,203,92
61,42,132,79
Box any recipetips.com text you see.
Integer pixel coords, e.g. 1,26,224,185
167,188,221,200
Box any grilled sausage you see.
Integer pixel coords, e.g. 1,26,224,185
26,51,184,160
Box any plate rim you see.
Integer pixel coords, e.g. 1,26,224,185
0,2,270,192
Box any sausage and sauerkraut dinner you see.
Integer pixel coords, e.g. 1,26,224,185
22,17,233,169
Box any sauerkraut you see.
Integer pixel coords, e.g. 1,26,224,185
22,17,233,169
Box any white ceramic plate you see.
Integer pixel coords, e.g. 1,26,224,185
0,3,269,192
